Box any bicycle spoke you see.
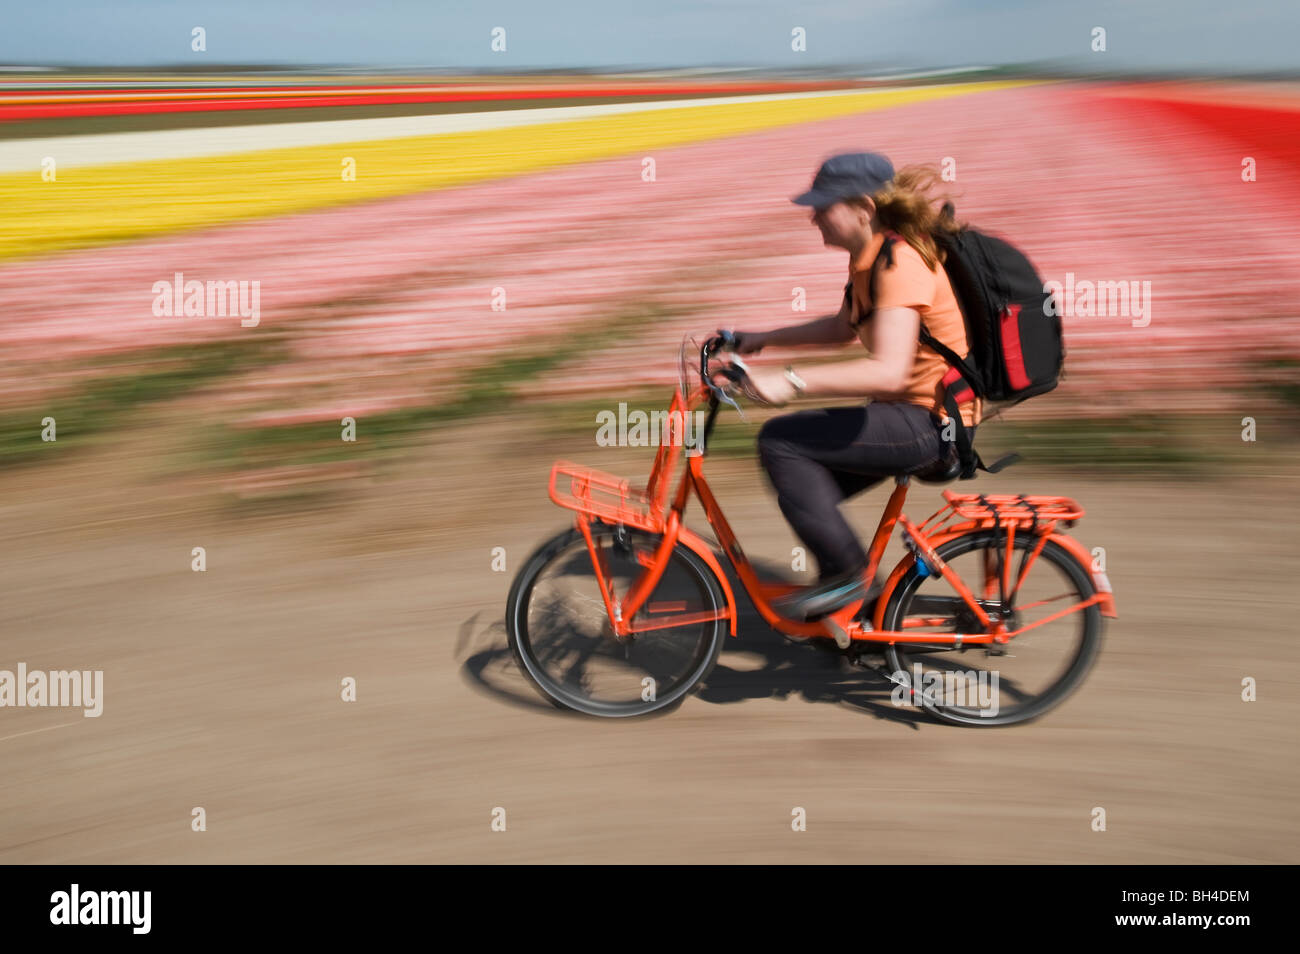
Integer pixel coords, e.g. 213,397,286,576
512,527,723,714
1013,592,1075,613
884,529,1102,725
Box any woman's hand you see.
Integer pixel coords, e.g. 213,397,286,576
721,329,767,355
740,365,797,406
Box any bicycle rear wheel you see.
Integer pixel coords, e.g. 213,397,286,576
506,523,727,717
882,528,1103,726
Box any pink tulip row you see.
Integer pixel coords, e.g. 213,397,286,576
2,82,1297,429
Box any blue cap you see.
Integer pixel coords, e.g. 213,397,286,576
792,152,895,209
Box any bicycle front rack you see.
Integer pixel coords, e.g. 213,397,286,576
548,461,665,533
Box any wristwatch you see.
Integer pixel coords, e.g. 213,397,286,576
783,365,808,395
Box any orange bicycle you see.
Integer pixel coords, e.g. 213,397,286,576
506,335,1116,725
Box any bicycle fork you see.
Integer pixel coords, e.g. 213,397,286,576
575,511,732,640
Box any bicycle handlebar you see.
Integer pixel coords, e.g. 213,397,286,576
698,333,772,413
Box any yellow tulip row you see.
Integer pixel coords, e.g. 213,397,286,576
0,81,1027,262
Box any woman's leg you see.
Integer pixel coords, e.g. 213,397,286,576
756,403,944,580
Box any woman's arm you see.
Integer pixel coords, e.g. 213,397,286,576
732,294,857,353
742,306,919,402
788,244,935,397
793,306,918,397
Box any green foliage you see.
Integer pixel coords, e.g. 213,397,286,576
0,340,282,467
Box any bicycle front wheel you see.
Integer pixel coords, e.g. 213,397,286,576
506,523,727,717
882,528,1104,727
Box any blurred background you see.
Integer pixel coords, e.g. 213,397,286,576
1,1,1297,863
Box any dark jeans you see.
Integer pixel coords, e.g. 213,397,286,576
757,402,963,581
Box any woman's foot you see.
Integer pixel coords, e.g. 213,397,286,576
776,568,883,621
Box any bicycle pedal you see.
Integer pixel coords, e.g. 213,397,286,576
820,618,852,650
847,651,885,671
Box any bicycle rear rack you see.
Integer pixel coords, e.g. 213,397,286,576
917,490,1085,536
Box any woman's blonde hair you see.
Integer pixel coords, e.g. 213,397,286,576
846,164,963,270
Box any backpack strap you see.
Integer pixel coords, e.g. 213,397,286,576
918,325,983,395
867,234,971,372
868,233,1017,479
936,366,1019,478
850,233,898,330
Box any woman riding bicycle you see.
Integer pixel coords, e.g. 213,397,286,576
726,152,981,621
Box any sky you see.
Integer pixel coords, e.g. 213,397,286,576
1,0,1296,72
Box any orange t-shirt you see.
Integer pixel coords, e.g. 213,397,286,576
848,232,982,427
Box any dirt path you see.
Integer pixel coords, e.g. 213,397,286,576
2,413,1297,863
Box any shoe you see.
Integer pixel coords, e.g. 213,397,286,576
776,569,882,622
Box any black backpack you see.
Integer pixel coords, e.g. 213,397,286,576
866,206,1064,478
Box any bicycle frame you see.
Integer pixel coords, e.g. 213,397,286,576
548,381,1117,647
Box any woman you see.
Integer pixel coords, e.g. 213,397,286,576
727,152,981,622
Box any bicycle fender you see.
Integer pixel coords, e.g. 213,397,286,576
1048,532,1117,617
675,526,739,636
874,557,915,631
872,526,972,631
872,527,1117,628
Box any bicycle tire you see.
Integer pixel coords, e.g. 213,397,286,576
506,523,727,717
882,528,1104,727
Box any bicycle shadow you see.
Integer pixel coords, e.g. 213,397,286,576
692,586,916,728
455,556,922,728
